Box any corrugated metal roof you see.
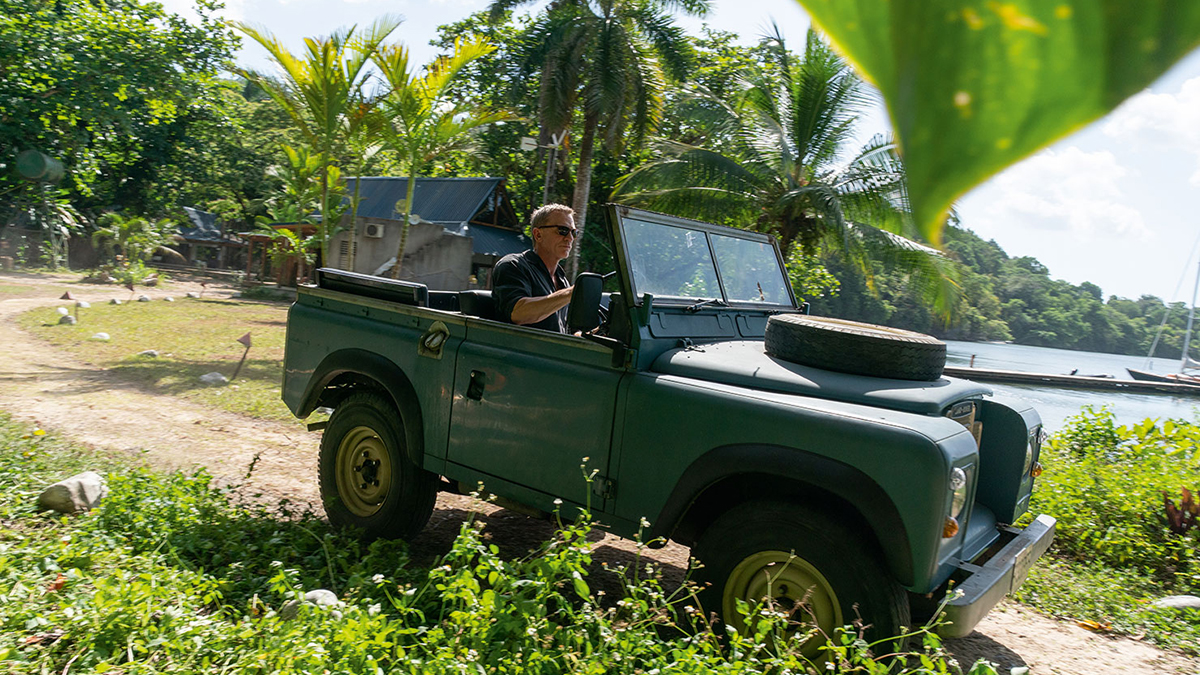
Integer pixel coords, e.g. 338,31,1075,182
346,177,503,223
465,224,530,257
180,207,240,243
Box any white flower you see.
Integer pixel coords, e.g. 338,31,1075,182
371,574,385,584
553,498,563,506
368,603,381,616
639,517,651,529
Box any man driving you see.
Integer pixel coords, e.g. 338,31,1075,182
491,203,576,333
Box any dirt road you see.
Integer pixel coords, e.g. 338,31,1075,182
1,272,1196,675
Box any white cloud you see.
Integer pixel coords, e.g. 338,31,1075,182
977,147,1150,241
1104,76,1200,185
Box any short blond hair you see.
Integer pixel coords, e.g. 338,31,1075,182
529,203,575,229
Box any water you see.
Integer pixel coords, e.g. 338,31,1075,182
944,340,1199,431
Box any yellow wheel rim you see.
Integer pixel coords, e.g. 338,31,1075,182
334,425,393,518
722,550,843,658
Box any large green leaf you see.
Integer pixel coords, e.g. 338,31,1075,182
797,0,1200,244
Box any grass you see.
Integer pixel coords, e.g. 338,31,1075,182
18,295,298,424
0,414,990,674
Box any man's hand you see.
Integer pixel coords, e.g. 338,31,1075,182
509,285,574,325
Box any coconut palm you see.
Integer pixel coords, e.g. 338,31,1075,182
234,17,401,265
371,37,516,279
490,0,708,277
613,29,960,314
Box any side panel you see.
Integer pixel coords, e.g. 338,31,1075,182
445,320,623,509
284,289,466,466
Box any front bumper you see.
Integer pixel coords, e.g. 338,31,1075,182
938,514,1056,638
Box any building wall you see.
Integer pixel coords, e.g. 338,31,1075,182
331,216,472,291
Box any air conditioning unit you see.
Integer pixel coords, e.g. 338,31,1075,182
364,222,385,238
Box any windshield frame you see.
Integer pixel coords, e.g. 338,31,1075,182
607,204,798,310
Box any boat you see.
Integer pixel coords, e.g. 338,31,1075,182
1127,259,1200,386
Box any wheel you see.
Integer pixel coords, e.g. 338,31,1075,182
692,501,910,658
765,314,946,381
318,392,437,540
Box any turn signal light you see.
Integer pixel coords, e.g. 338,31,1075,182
1031,462,1044,478
942,516,959,538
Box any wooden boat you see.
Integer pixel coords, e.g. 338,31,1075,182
1127,368,1200,386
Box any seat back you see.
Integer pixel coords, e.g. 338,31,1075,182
459,290,497,321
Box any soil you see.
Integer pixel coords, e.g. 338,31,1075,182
1,271,1197,675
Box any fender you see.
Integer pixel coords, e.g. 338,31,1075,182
649,443,914,586
300,348,425,467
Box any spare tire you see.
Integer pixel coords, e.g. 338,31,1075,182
765,314,946,381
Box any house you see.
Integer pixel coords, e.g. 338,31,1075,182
179,207,246,269
330,177,529,290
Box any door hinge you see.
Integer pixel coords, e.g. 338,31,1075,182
591,476,616,500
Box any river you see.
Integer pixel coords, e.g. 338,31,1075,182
943,341,1197,431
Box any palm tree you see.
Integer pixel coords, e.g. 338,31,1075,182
613,29,959,315
91,212,175,265
371,37,516,279
234,17,401,265
491,0,708,277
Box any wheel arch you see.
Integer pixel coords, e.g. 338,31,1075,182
301,348,425,467
650,444,914,587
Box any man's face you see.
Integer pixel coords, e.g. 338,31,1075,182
534,211,577,262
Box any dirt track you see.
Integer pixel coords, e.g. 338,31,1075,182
1,271,1196,675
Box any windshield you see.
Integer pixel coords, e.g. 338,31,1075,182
621,213,793,307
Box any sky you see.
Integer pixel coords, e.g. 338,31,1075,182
162,0,1200,304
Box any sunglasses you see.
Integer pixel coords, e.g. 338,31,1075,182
535,225,578,239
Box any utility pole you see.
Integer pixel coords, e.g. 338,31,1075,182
520,131,567,205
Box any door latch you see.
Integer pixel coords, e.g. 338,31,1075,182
466,370,487,401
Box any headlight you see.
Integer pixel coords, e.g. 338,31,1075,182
949,466,968,519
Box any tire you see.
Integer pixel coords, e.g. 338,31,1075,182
692,501,910,658
765,314,946,381
318,392,438,540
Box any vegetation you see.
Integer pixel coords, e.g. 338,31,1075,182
1017,407,1200,653
0,414,1000,674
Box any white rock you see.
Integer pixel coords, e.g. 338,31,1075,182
138,349,159,358
37,472,107,514
199,372,229,386
109,299,122,305
1152,595,1200,609
58,315,76,325
137,295,151,302
90,333,110,341
186,292,200,299
280,589,342,620
75,300,90,309
57,307,69,315
163,297,174,302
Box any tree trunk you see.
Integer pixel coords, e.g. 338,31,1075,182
568,111,599,279
346,166,365,272
390,166,418,280
319,155,331,266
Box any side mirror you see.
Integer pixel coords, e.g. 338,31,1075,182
567,272,604,333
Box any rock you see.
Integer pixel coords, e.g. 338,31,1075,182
75,300,90,309
58,315,76,325
109,299,122,305
143,275,158,287
1152,595,1200,609
137,295,151,302
37,472,107,514
186,292,200,299
138,349,159,358
163,297,174,302
90,333,110,341
280,589,342,620
56,307,69,316
199,372,229,386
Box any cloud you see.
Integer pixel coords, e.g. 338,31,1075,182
976,147,1149,240
1104,76,1200,185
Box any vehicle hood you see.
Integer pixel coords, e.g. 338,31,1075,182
651,340,991,416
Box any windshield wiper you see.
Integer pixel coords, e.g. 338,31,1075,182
685,298,729,313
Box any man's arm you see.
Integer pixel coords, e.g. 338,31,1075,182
509,286,574,325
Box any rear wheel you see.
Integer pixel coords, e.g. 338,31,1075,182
318,392,437,540
692,501,909,659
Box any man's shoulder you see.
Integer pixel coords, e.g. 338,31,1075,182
494,249,535,272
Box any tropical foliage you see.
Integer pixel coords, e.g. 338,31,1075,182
91,213,176,266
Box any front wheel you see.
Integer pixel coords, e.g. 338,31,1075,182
318,392,437,540
692,501,910,659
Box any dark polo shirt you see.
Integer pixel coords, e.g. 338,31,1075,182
491,249,569,333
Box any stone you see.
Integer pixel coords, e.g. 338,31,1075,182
1152,595,1200,609
186,292,200,299
138,349,159,358
199,372,229,386
37,472,107,514
58,315,76,325
163,297,174,302
280,589,342,620
109,299,122,305
90,333,110,341
56,307,69,316
143,275,158,287
75,300,90,309
137,295,151,302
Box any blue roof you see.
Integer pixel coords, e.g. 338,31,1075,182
345,177,515,225
465,224,530,257
180,207,240,244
